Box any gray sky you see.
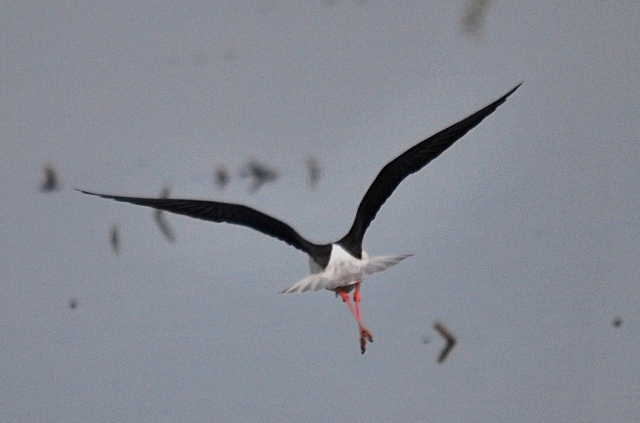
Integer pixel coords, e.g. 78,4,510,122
2,2,639,422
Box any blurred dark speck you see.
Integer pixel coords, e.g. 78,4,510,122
213,166,230,189
306,157,321,190
460,0,493,36
39,164,60,192
69,298,78,310
613,317,622,328
154,186,176,243
110,225,120,256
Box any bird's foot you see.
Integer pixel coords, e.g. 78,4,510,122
359,327,373,354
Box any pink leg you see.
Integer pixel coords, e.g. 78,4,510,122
337,289,358,320
354,281,362,320
337,284,373,354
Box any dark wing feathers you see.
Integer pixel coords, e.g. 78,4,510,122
77,190,331,263
79,84,520,264
339,83,521,256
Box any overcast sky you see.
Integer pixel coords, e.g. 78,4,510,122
2,1,639,422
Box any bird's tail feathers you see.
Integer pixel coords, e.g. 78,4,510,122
280,253,412,294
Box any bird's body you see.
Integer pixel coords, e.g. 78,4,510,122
79,84,521,353
283,243,411,294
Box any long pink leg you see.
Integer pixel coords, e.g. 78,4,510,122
353,281,373,345
354,281,362,320
337,284,373,354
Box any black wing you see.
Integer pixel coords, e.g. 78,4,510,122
77,190,332,265
339,83,521,256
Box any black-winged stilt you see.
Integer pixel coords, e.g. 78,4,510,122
79,84,520,353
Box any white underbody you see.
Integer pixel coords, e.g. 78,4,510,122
280,244,412,293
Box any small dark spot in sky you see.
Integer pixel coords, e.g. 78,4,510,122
154,186,176,243
39,164,60,192
110,225,120,256
213,166,230,189
306,157,321,190
460,0,493,36
69,298,78,310
613,317,622,327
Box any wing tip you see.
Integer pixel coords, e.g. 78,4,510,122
505,82,523,99
75,188,100,197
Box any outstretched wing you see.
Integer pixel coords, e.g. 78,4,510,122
77,190,331,263
340,83,521,256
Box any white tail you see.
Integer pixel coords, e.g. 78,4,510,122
281,252,412,294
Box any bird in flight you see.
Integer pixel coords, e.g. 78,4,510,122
78,84,520,354
110,224,120,256
434,321,457,363
213,165,230,189
239,160,279,193
306,157,321,190
39,164,60,192
153,186,176,243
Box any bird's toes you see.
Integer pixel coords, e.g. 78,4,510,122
361,328,373,342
